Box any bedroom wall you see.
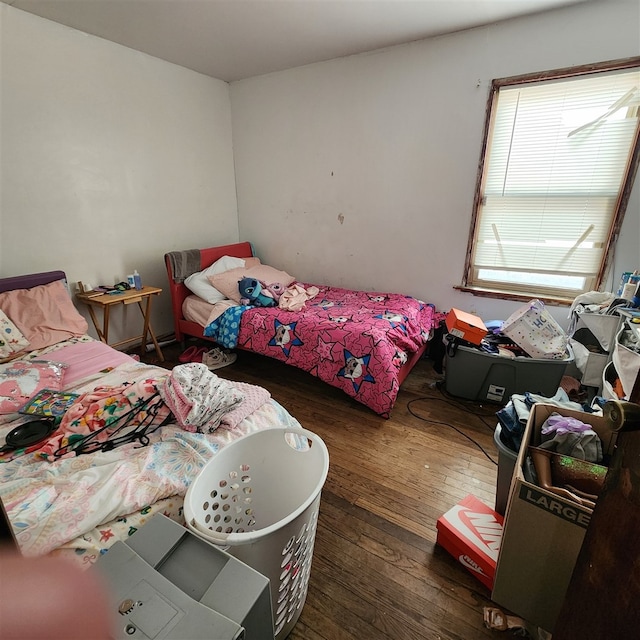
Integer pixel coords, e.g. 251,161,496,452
0,4,239,341
230,0,640,328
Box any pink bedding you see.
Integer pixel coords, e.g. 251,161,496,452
1,351,303,557
0,268,305,564
182,294,216,327
0,279,88,351
211,285,436,417
40,340,136,387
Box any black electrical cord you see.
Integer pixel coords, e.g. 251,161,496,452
431,379,501,431
407,385,499,465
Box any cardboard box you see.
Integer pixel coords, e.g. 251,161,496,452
445,308,488,345
436,494,504,590
491,403,617,633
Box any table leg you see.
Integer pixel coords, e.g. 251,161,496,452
86,305,106,343
137,297,164,362
103,306,111,345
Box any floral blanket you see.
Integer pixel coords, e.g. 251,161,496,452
205,284,437,417
0,354,302,557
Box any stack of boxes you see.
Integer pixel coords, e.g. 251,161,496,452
439,307,616,634
436,403,617,635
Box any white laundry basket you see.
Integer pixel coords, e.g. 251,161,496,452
184,427,329,640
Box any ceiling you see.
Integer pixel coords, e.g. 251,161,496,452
2,0,590,82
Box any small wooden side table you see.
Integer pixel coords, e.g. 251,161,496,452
76,286,164,361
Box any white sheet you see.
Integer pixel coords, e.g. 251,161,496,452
182,293,214,326
1,350,302,557
182,293,238,328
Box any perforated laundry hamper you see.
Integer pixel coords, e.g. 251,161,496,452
184,428,329,640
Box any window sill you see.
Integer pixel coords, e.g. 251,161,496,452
454,285,573,307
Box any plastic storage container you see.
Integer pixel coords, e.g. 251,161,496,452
493,425,518,516
445,344,574,404
568,313,621,390
611,320,640,400
602,360,620,400
184,428,329,640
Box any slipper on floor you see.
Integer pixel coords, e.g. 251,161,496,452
202,348,237,371
191,346,208,363
178,345,199,363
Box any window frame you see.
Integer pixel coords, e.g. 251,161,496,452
460,56,640,306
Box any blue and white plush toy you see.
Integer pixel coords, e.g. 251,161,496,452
238,277,277,307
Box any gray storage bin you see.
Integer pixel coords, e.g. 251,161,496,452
493,424,518,516
568,314,622,390
93,514,273,640
445,344,574,404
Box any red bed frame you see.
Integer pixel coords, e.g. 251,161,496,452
165,241,254,345
164,241,427,390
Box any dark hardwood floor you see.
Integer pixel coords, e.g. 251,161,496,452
139,339,505,639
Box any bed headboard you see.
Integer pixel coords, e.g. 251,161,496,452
0,270,67,294
164,242,254,343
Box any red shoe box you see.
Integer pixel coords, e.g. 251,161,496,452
436,494,504,590
445,308,488,345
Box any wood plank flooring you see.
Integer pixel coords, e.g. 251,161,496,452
142,340,505,640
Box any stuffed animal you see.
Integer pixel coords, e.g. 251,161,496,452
264,281,286,302
238,277,277,307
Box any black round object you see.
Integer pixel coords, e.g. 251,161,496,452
0,420,56,453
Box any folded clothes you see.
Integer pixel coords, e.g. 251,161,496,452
218,380,270,430
159,363,244,434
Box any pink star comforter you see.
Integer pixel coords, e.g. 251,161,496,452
205,285,437,417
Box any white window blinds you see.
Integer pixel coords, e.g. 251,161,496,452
468,65,640,299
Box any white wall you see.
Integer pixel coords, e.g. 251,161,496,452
230,0,640,328
0,4,239,341
1,1,638,344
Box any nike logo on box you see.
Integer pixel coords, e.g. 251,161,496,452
445,504,503,561
459,554,486,576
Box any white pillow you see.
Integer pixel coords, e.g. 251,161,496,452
184,256,248,304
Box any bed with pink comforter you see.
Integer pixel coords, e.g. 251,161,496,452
204,284,436,417
166,242,439,418
0,270,302,563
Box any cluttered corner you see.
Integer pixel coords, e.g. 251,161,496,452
434,283,640,638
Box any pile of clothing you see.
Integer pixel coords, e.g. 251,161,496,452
39,363,271,460
496,388,598,453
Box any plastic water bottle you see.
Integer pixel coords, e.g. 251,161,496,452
133,270,142,291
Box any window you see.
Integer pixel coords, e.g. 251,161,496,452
463,58,640,303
